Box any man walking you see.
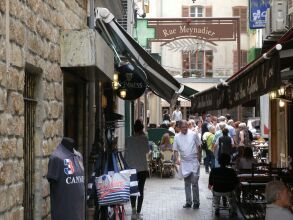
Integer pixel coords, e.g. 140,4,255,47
173,120,202,209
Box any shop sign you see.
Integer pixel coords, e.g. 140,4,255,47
146,18,239,43
116,64,146,100
191,87,227,113
227,54,280,107
249,0,270,29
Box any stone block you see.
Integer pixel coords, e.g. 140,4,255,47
8,92,24,115
0,37,5,63
26,10,37,33
0,161,14,184
42,120,54,138
16,138,23,158
42,179,49,198
6,67,21,91
27,0,44,15
56,119,63,136
13,159,24,182
0,113,11,135
45,83,55,100
0,1,5,13
0,63,7,87
0,137,17,159
0,87,7,111
0,186,7,212
42,140,49,156
48,44,60,62
0,13,4,37
50,101,61,119
54,83,62,101
10,0,26,22
11,43,23,68
10,18,26,47
7,183,24,208
11,207,24,220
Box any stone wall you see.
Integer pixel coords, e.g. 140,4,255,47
0,0,87,219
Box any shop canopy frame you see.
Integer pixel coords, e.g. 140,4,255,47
95,8,197,106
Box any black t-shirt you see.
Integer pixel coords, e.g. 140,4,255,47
47,144,85,220
163,113,170,121
209,167,239,192
218,136,232,156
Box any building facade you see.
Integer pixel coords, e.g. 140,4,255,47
0,0,125,219
136,0,254,123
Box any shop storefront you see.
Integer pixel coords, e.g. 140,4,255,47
191,28,293,167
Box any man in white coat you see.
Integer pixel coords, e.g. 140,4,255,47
173,120,202,209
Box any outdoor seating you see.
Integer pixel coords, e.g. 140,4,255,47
236,163,273,220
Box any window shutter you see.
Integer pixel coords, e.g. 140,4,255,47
233,6,247,33
182,5,189,17
182,52,190,73
240,7,247,33
241,50,248,67
233,50,238,73
205,6,212,17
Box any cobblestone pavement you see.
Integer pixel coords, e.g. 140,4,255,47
125,166,245,220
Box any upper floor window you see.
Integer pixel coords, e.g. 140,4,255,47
182,5,212,17
190,6,203,17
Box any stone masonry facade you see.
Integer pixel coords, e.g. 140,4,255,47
0,0,87,219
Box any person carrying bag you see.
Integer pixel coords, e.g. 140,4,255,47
117,151,140,197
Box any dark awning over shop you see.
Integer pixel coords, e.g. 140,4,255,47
191,28,293,113
226,53,281,107
180,85,198,100
191,85,227,113
95,8,184,105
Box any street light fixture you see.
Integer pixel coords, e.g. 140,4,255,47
278,86,285,96
279,99,285,108
269,91,277,99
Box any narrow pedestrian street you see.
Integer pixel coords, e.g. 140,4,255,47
125,166,245,220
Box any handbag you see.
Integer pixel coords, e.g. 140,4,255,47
95,153,130,206
117,152,140,196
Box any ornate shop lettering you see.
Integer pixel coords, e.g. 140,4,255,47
162,25,216,38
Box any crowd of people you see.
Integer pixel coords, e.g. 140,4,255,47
124,108,293,220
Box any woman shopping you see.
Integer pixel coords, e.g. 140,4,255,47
125,119,149,219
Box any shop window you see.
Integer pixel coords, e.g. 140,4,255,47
233,6,247,33
182,5,209,17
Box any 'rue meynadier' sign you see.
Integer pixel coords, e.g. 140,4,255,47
147,19,238,43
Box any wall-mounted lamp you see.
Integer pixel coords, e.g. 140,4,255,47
112,72,120,90
120,89,127,98
113,72,119,81
270,91,277,99
279,99,285,108
278,86,285,96
112,81,119,90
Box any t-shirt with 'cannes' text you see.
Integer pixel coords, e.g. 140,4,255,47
47,144,85,220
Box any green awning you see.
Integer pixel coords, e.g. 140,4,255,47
180,85,198,100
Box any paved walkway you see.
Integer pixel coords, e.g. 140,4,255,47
125,166,245,220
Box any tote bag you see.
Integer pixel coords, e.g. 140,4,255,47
117,152,140,196
96,153,130,206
